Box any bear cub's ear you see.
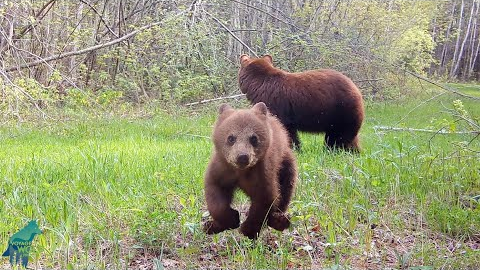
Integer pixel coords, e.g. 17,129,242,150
252,102,268,116
240,54,250,65
219,103,233,114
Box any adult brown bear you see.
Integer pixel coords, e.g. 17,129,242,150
203,102,297,239
238,54,364,152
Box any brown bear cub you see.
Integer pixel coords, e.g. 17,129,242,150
203,102,297,239
239,54,364,152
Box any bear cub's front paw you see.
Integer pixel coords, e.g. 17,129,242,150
203,210,240,234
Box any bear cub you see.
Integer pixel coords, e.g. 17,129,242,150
203,102,297,239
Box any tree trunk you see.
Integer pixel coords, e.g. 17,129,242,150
467,0,480,78
452,0,475,78
69,3,84,79
228,1,242,60
440,0,457,75
450,0,465,78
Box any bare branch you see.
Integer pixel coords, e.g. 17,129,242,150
348,48,480,100
230,29,260,32
203,9,258,57
5,9,188,73
231,0,302,32
79,0,119,38
441,103,480,130
403,68,480,101
12,0,56,41
0,0,56,54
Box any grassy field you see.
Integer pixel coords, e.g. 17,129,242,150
447,83,480,97
1,89,479,269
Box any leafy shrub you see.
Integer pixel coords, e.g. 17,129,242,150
65,88,93,108
96,89,124,106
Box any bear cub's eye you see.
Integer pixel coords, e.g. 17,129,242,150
227,135,236,145
249,135,258,147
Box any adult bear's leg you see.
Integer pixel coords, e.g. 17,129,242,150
286,126,301,150
325,130,360,152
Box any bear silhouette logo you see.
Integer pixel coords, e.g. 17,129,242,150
2,220,42,267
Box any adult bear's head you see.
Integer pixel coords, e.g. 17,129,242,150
240,54,273,67
238,54,282,95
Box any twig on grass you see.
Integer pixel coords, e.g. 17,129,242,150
374,126,479,135
184,93,246,106
177,133,210,139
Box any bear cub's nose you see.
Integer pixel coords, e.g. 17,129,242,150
236,154,250,167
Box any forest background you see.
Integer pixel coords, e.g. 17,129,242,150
1,0,480,114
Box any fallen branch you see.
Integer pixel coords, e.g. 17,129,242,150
184,93,246,106
176,133,210,139
5,9,188,72
374,125,479,135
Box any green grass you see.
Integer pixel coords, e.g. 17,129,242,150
1,91,479,269
447,83,480,97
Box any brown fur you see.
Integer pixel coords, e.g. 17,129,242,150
203,102,297,239
239,54,365,152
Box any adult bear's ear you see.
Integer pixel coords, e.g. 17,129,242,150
252,102,268,116
240,54,250,66
262,55,273,64
219,103,233,114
